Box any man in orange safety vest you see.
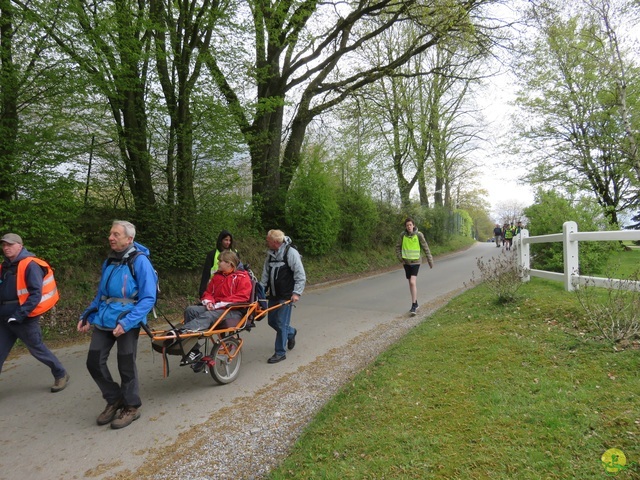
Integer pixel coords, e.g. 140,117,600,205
0,233,69,393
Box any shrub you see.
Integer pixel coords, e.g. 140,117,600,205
470,251,527,303
338,187,379,247
421,205,470,244
524,189,616,274
285,149,340,255
456,209,473,237
371,202,404,248
572,274,640,345
0,178,91,268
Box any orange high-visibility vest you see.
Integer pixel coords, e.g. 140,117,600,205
17,258,60,317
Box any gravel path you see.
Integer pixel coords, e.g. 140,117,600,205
121,291,460,480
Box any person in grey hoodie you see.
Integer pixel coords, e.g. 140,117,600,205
395,218,433,315
261,229,306,364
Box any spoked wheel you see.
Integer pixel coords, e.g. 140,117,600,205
210,337,242,384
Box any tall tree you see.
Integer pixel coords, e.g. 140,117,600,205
149,0,224,225
344,26,488,211
588,0,640,182
34,0,157,218
208,0,499,225
513,0,640,225
1,0,87,204
0,0,18,203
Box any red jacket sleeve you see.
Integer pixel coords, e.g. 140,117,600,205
201,274,218,303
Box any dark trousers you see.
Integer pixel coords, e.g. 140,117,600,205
0,317,66,379
86,327,141,407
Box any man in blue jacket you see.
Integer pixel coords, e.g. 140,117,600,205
78,221,157,429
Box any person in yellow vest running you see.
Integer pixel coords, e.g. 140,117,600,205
395,218,434,315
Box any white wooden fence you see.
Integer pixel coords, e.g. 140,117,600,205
513,221,640,292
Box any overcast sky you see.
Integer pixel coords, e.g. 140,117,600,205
475,69,535,217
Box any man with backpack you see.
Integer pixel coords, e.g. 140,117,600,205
0,233,69,392
261,229,306,364
77,221,157,429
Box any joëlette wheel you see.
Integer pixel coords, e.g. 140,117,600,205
210,337,242,384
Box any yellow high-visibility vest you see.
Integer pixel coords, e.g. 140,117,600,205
402,235,420,260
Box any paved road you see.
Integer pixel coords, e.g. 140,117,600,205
0,241,499,479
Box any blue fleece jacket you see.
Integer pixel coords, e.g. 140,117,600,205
82,242,157,332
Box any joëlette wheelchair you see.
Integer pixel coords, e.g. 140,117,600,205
141,277,288,385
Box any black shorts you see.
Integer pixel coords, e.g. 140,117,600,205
403,264,420,279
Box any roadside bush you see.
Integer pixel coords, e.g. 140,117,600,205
285,150,340,255
573,274,640,345
421,205,468,244
372,202,404,248
337,186,379,246
456,208,473,237
0,178,91,267
524,189,616,274
422,205,449,244
469,251,527,303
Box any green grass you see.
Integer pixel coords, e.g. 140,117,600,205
268,278,640,479
603,246,640,279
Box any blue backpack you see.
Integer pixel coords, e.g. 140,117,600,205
246,267,267,310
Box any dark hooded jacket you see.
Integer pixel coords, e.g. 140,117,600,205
198,230,241,298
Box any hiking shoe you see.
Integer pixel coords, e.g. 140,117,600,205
410,303,418,316
287,330,297,350
110,406,141,429
51,373,70,393
267,354,286,364
97,399,123,425
180,350,203,366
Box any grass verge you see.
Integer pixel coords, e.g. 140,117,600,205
268,278,640,479
603,247,640,279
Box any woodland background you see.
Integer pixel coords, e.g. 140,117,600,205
1,0,638,333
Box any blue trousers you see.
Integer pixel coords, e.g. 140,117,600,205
86,327,141,407
267,300,295,357
0,317,66,379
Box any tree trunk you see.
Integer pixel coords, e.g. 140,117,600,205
0,1,18,203
250,101,285,226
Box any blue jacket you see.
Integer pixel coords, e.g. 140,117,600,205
82,242,157,332
0,247,44,322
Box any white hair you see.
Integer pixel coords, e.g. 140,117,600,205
112,220,136,239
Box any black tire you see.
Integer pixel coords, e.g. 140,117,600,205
210,337,242,384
